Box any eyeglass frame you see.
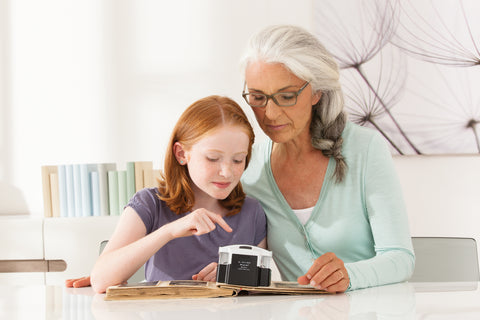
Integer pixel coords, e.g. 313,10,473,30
242,81,311,108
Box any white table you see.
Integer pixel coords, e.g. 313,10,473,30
1,282,479,319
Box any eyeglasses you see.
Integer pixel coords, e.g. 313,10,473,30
242,81,310,108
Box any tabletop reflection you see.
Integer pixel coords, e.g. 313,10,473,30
2,281,479,320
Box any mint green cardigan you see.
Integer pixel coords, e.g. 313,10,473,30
241,122,415,291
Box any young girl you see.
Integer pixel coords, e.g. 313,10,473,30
81,95,267,293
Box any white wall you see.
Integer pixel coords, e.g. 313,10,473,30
0,0,314,216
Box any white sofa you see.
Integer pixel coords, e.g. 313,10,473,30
1,154,479,285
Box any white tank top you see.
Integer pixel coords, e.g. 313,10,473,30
292,206,315,225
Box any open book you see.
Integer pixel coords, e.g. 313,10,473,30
105,280,328,300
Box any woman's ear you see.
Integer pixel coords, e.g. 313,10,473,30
312,91,322,105
173,142,187,165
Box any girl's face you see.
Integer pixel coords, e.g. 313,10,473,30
177,125,250,201
244,61,320,144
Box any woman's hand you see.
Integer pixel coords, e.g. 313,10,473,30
297,252,350,293
192,262,218,282
65,276,91,288
166,208,233,239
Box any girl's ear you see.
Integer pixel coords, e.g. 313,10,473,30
173,142,187,165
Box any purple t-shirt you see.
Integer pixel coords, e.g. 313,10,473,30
127,187,267,281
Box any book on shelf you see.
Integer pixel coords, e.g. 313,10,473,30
144,167,161,188
134,161,154,191
64,165,75,217
117,170,128,214
97,163,117,216
126,162,136,200
104,280,328,301
49,172,61,217
90,171,101,216
57,165,68,217
73,164,83,217
108,170,119,216
41,161,159,218
41,165,59,218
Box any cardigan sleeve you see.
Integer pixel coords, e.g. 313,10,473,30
345,134,415,290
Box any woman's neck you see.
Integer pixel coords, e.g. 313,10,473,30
272,130,318,162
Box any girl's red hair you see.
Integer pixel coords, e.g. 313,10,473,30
158,95,255,216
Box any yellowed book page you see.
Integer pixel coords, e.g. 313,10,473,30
218,281,328,295
105,280,237,301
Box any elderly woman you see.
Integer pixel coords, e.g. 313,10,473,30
240,25,415,292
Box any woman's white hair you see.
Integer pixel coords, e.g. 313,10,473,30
241,24,347,182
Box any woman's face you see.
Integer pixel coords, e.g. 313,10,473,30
176,125,250,201
244,61,320,144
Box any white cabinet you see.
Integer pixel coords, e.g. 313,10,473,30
0,217,44,260
0,216,119,285
43,216,119,285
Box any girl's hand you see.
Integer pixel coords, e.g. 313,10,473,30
65,276,91,288
166,208,232,239
297,252,350,293
192,262,218,282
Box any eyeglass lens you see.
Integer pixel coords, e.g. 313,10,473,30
244,92,297,107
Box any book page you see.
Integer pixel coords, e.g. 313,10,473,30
105,280,237,301
218,281,328,294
